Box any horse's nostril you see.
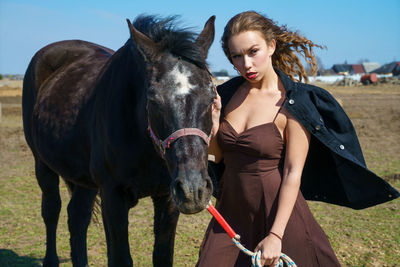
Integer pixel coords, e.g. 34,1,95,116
174,180,186,200
198,187,204,200
205,177,212,191
197,178,211,201
173,173,213,205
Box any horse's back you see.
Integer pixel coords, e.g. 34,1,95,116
29,40,112,89
23,40,114,182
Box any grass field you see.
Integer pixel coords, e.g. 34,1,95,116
0,80,399,266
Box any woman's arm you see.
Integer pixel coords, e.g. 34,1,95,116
255,111,310,266
208,91,223,163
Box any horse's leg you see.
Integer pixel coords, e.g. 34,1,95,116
100,186,132,267
35,159,61,267
152,194,180,267
67,184,98,267
100,198,111,261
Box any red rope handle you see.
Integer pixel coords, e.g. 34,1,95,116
206,200,297,267
206,201,237,239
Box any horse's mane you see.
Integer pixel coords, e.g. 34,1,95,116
132,15,208,70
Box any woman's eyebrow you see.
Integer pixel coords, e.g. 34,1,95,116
247,44,259,51
230,44,259,56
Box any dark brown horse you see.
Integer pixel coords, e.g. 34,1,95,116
22,15,216,267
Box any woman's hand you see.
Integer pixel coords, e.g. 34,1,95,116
211,90,221,137
254,233,282,266
208,87,223,163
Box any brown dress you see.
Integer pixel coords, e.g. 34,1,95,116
197,108,341,266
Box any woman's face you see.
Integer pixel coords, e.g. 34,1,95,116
228,30,275,83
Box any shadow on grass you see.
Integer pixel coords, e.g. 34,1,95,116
0,249,71,267
0,249,41,267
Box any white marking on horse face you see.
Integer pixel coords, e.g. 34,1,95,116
169,64,195,95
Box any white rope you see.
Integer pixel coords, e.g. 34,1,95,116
231,235,297,267
206,201,297,266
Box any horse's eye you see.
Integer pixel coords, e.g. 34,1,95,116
147,100,162,112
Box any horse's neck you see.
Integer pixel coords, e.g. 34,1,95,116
98,44,146,100
92,43,148,130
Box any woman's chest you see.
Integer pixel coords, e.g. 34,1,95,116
217,119,284,159
224,93,284,134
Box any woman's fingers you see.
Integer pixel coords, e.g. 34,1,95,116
213,93,221,111
271,257,279,267
261,251,281,266
262,255,276,266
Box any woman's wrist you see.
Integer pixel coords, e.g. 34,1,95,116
211,124,219,137
269,231,283,241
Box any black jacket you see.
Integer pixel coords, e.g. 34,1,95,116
209,68,399,209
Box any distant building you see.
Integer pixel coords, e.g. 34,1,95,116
332,64,368,75
362,62,381,73
331,64,353,75
372,62,400,76
351,64,365,74
212,71,231,82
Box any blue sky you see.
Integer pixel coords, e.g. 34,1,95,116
0,0,399,75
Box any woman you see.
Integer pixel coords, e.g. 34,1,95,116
197,11,399,267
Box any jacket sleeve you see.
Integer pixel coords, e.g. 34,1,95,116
287,83,399,209
311,86,366,167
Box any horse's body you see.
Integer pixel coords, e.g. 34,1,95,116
22,15,215,267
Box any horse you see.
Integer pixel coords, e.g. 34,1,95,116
22,15,216,267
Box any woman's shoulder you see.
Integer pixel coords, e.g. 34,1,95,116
216,76,245,108
216,76,245,93
283,80,341,112
275,68,334,102
294,81,334,99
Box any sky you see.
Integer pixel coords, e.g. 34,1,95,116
0,0,399,75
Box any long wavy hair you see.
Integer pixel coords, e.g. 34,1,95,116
221,11,324,82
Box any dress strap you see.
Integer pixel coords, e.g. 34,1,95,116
272,98,286,123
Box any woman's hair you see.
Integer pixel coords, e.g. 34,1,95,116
221,11,324,82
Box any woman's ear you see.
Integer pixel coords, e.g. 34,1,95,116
268,39,276,56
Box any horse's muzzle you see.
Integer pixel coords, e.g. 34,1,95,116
171,169,213,214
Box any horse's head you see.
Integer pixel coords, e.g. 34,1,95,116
127,16,216,214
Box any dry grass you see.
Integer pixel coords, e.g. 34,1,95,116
0,82,399,266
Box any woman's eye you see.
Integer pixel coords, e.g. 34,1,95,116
250,49,258,54
232,54,241,59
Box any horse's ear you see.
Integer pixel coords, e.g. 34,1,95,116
195,15,215,58
126,19,159,62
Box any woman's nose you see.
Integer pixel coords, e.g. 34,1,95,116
243,55,252,70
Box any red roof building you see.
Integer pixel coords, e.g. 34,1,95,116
351,64,365,74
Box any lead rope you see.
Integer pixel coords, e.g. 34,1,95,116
206,201,297,267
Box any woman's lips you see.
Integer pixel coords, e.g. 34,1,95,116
246,72,257,79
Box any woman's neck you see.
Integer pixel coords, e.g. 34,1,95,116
246,65,280,93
